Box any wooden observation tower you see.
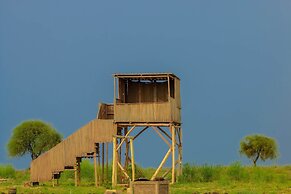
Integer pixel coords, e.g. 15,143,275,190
112,73,182,185
30,72,182,187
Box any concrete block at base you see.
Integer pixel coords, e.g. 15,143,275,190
133,180,169,194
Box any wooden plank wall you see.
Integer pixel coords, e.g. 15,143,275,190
175,79,181,109
97,104,114,119
115,103,171,123
127,81,168,103
118,78,125,102
170,79,181,122
30,119,115,182
115,79,181,123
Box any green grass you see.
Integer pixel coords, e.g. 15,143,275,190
177,162,291,184
171,181,291,194
1,163,291,193
0,164,16,179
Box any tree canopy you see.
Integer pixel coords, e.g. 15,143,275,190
239,134,278,166
7,120,62,160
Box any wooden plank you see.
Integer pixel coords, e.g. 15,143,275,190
171,125,176,184
102,143,104,184
151,148,171,180
115,103,172,123
75,157,81,186
124,127,129,169
114,74,170,79
112,137,117,187
162,160,179,178
117,162,130,180
94,152,98,187
179,127,183,176
106,142,109,182
116,126,136,150
130,138,135,182
133,126,148,140
97,143,101,185
157,126,171,140
114,77,116,103
117,123,170,127
152,127,171,148
167,76,170,101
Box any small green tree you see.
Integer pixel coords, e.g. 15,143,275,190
239,134,278,166
7,120,62,160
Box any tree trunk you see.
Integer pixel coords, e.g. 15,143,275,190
253,160,257,167
31,153,38,160
253,152,260,167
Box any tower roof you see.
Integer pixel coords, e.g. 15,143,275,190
113,72,180,80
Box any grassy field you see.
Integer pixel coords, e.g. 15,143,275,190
1,162,291,194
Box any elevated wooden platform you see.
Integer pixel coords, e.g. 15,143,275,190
30,72,183,187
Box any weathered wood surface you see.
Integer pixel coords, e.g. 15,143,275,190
97,104,114,119
115,100,180,123
30,119,115,182
114,75,181,123
115,102,171,122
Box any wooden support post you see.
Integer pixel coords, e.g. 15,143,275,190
75,157,81,186
179,127,183,176
114,77,116,103
94,152,98,187
138,80,141,103
52,176,55,187
97,143,101,185
114,77,116,124
130,138,135,182
167,76,170,100
154,80,157,102
125,140,129,168
112,137,117,187
106,142,109,183
102,142,105,184
171,125,176,184
118,129,122,180
125,128,129,169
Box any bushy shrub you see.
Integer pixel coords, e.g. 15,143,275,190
0,164,16,178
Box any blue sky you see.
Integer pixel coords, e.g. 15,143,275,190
1,1,291,169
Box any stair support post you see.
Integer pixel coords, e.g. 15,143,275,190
75,157,81,186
